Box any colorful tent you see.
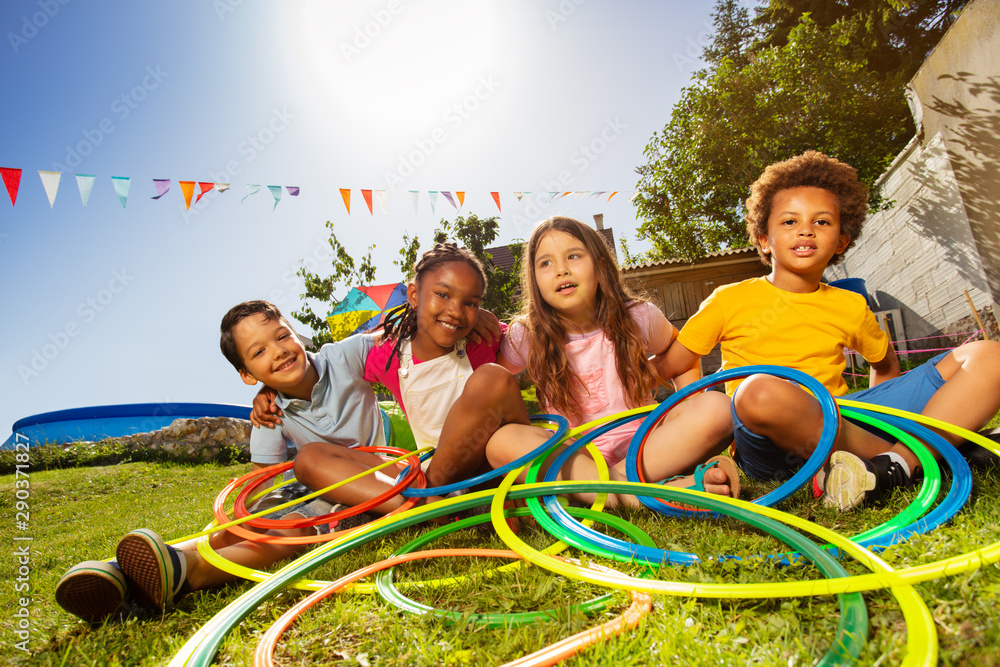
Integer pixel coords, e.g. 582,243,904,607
326,282,407,340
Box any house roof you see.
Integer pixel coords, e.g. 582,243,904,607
623,245,758,271
486,228,616,271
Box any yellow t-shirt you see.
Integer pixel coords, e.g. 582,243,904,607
677,277,890,396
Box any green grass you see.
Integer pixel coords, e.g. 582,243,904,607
3,460,1000,666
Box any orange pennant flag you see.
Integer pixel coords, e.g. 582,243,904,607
361,189,374,215
196,182,214,204
456,191,465,209
339,188,351,214
179,181,195,209
490,191,501,212
607,191,619,201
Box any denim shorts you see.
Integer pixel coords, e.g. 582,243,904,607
251,481,334,534
732,352,949,482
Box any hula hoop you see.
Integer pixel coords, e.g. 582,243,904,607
397,414,569,497
374,505,655,627
228,446,423,530
626,365,840,516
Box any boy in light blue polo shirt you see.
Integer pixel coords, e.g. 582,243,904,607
55,300,390,622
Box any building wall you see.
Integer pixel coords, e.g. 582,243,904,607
824,0,999,338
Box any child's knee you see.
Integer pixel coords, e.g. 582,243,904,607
733,375,789,427
467,363,519,397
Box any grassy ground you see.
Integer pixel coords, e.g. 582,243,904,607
2,456,1000,667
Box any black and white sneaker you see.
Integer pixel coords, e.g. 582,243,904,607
821,451,920,511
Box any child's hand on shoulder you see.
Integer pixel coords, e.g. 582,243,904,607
250,386,283,429
468,308,502,346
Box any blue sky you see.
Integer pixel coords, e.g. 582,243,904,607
1,0,718,436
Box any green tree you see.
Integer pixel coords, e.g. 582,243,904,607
294,214,524,347
292,220,376,348
634,13,913,261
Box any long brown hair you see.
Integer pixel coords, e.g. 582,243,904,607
516,217,658,419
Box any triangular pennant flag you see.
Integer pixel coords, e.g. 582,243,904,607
490,191,501,212
75,174,96,207
441,191,458,210
267,185,282,211
339,188,351,214
195,182,214,204
286,186,300,196
456,191,465,209
38,171,61,208
428,191,438,215
607,191,619,201
361,189,373,215
545,192,559,205
558,192,571,200
591,191,606,200
111,176,131,208
408,190,419,214
151,179,171,199
179,181,195,210
374,190,387,213
514,191,523,201
241,184,261,203
216,183,231,193
1,168,22,206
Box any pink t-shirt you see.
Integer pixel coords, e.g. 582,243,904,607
364,328,504,417
501,301,673,464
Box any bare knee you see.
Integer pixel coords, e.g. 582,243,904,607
732,374,794,431
292,442,337,487
465,363,519,398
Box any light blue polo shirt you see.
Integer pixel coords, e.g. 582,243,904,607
249,334,385,464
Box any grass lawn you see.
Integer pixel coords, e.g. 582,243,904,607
2,454,1000,666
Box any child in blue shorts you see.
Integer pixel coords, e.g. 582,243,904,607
658,151,1000,510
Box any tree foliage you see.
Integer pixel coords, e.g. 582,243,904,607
293,214,523,348
633,0,965,262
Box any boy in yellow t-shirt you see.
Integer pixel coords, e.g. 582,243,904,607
658,151,1000,510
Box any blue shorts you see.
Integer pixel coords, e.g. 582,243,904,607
251,481,334,535
732,352,949,482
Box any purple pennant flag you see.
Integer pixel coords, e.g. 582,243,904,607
286,186,300,197
151,179,171,199
441,191,458,210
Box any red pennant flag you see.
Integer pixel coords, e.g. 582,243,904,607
456,191,465,209
339,188,351,214
361,189,373,215
1,168,22,206
490,191,501,212
196,182,214,204
179,181,195,209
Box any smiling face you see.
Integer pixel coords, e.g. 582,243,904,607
759,186,852,292
408,261,484,360
233,314,317,399
532,229,599,330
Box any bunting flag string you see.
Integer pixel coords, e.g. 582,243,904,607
242,184,262,203
151,179,171,199
267,185,282,211
111,176,130,208
0,167,634,214
76,173,95,207
179,181,195,210
38,170,60,208
1,167,22,206
196,182,215,204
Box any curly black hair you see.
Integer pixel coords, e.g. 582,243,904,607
745,151,869,267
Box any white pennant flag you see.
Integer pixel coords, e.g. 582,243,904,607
408,190,419,213
38,171,61,208
514,191,523,201
374,190,387,214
